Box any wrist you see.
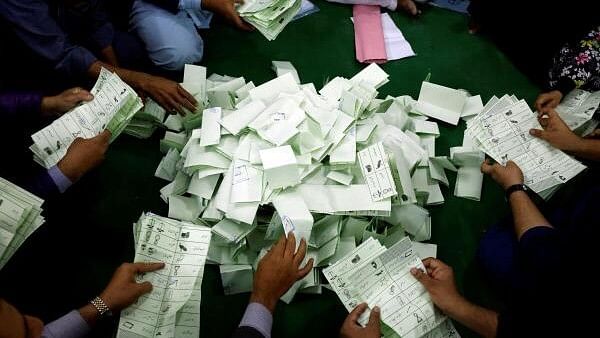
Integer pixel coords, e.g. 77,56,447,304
40,96,57,116
567,135,586,153
249,291,278,313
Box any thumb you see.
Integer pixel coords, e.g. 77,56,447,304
529,128,546,139
95,130,112,143
410,267,433,289
75,90,94,102
367,306,381,329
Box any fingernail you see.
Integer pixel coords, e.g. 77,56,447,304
410,268,417,275
373,306,380,313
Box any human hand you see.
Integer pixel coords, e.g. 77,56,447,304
398,0,419,16
58,130,111,182
41,87,94,117
410,258,463,314
529,109,583,152
203,0,253,31
480,160,523,190
137,74,197,115
99,262,165,312
534,90,563,112
339,303,381,338
250,233,314,312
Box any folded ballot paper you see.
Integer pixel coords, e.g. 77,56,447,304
117,212,212,338
237,0,302,41
151,62,480,320
0,177,45,270
324,237,460,338
465,94,587,195
555,89,600,136
30,68,143,168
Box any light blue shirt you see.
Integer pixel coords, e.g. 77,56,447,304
179,0,213,29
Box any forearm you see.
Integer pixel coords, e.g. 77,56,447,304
444,297,498,338
78,304,100,327
100,46,119,67
88,61,148,92
570,138,600,161
509,191,551,239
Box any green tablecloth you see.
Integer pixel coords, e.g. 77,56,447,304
0,2,540,337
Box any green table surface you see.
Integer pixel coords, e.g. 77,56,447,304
0,2,541,337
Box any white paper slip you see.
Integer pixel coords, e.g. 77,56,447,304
416,81,467,125
200,107,222,146
357,142,397,201
381,13,416,61
272,189,314,246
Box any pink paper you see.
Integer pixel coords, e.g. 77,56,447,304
353,5,387,64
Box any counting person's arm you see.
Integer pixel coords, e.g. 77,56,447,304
480,160,552,239
232,233,313,338
42,263,164,338
411,258,498,338
529,109,600,161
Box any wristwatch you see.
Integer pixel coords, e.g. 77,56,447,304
505,183,527,199
89,296,112,318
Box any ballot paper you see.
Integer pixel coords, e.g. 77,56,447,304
353,5,387,63
466,97,586,193
358,142,398,201
555,89,600,135
325,237,448,337
0,177,45,270
30,69,143,168
117,213,211,338
416,82,467,125
238,0,302,41
381,13,416,61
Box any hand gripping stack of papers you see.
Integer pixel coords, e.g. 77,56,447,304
152,62,484,316
117,212,212,338
0,177,45,270
237,0,302,41
465,94,587,196
30,68,143,168
323,237,460,338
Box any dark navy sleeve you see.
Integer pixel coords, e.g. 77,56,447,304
0,0,98,77
0,92,43,124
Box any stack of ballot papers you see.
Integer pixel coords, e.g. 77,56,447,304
123,99,167,139
465,94,587,195
352,10,416,63
30,68,143,168
237,0,302,41
324,237,460,338
117,212,212,338
0,177,45,270
151,62,492,316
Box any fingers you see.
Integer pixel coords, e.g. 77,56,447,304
135,281,153,296
297,258,314,280
272,234,287,256
95,130,112,143
284,232,297,259
132,262,165,273
71,87,94,101
234,15,254,31
367,306,381,329
529,128,546,139
176,85,197,112
293,238,307,267
348,303,368,323
410,267,433,288
480,161,496,174
535,95,550,112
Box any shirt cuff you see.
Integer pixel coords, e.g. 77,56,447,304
384,0,398,11
239,303,273,338
48,165,72,193
90,22,115,51
180,0,202,11
42,310,90,338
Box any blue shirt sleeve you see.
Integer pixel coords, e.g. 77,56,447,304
47,165,73,193
0,0,98,77
0,92,43,123
518,226,562,278
238,302,273,338
42,310,90,338
179,0,203,11
88,2,115,52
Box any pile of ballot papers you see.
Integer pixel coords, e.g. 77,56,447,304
117,212,212,338
123,99,167,139
30,69,143,168
237,0,302,41
465,94,588,198
147,62,595,338
0,177,45,270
